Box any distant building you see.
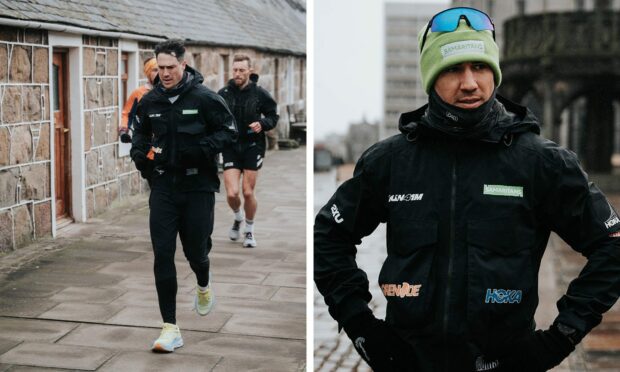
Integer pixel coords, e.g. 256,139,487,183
0,0,305,252
346,118,379,163
383,2,445,139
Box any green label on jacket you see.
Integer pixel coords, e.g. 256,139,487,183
483,184,523,198
182,109,198,114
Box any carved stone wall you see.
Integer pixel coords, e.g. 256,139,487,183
501,11,620,172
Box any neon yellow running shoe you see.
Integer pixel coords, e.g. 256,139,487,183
195,284,215,316
151,323,183,353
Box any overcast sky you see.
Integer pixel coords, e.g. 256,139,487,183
314,0,450,141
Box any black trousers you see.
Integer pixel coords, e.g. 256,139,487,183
149,186,214,324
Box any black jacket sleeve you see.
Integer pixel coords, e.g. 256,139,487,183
130,99,151,159
542,147,620,337
257,87,279,131
200,92,238,155
314,150,388,327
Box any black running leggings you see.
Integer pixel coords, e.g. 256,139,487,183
149,188,213,324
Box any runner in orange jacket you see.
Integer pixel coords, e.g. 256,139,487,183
119,57,158,143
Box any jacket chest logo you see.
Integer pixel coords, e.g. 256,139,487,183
483,184,523,198
485,288,522,304
149,113,162,118
382,282,422,298
182,109,198,115
388,193,424,202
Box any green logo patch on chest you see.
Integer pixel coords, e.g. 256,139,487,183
182,109,198,115
483,184,523,198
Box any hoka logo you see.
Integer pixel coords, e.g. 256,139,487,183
388,193,424,202
331,204,343,223
485,288,522,304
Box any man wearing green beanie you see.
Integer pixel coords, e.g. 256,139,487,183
315,7,620,372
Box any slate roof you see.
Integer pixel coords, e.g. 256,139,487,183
0,0,306,55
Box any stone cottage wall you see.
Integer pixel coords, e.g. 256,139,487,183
0,30,305,253
0,27,52,253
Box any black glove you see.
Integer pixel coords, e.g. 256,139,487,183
132,150,148,172
343,312,416,371
178,146,206,168
120,131,132,143
498,325,575,372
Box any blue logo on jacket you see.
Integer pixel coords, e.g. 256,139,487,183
485,288,522,304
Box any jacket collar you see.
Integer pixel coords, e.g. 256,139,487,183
398,94,540,143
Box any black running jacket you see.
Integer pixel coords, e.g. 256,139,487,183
314,96,620,366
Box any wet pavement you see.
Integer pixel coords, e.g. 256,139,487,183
0,147,306,371
313,167,620,372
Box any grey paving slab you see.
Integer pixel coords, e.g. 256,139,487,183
105,306,232,333
0,284,64,299
2,367,75,372
181,333,305,360
209,283,278,300
98,351,219,372
38,303,125,323
213,355,304,372
110,289,193,308
196,269,267,285
270,287,305,303
57,324,207,352
262,272,306,288
97,260,154,277
0,298,58,318
0,364,9,372
237,259,305,274
2,272,122,288
0,342,115,370
220,314,304,339
215,297,304,319
284,252,306,263
0,318,76,342
48,286,126,304
0,338,20,355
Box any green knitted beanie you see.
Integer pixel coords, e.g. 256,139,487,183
418,19,501,94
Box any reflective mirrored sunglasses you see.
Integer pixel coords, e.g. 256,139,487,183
419,7,495,52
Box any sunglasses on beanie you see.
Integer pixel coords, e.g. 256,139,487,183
419,7,496,52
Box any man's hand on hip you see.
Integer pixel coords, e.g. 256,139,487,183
498,324,575,371
343,312,416,371
249,122,262,133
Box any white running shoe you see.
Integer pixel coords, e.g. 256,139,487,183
152,323,183,352
243,231,257,248
229,219,243,241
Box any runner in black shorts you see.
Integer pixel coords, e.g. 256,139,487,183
218,54,278,248
222,142,265,171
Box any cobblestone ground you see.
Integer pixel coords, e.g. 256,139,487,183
313,168,620,372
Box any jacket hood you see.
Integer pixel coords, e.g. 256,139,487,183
398,94,540,143
152,65,204,96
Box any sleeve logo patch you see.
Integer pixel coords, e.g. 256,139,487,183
182,109,198,115
604,204,620,229
331,204,343,223
483,184,523,198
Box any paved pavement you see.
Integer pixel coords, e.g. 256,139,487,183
0,147,306,371
314,167,620,372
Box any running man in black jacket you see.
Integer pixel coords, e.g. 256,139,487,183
218,55,279,248
131,39,237,353
314,7,620,371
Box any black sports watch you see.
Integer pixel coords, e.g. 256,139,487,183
554,322,582,345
